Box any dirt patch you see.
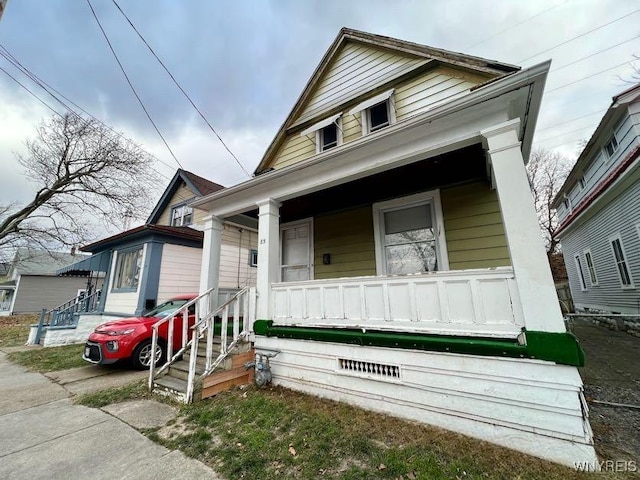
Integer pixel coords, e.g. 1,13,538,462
572,320,640,463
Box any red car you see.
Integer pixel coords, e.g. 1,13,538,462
83,294,197,369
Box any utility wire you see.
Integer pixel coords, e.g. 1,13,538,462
0,45,180,182
549,34,640,74
518,7,640,63
546,60,635,93
0,65,60,115
536,125,597,143
110,0,250,178
463,0,569,51
536,109,606,132
85,0,183,169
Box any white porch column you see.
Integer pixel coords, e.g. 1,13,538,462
199,215,223,312
256,199,281,320
481,119,565,332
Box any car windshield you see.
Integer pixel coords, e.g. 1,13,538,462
143,299,190,319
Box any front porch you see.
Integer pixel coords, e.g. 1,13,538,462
191,109,594,463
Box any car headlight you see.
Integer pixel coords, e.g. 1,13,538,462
105,327,136,336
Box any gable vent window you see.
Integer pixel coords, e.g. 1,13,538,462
349,89,396,135
171,205,193,226
300,113,343,154
368,101,390,132
338,358,400,381
320,123,338,151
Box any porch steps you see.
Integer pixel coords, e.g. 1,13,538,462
153,342,254,402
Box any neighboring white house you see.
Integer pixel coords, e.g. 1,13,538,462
185,29,596,466
32,169,258,346
552,83,640,315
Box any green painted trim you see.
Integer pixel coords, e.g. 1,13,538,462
253,320,585,367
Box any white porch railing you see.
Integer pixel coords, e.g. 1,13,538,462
271,267,525,338
149,286,256,403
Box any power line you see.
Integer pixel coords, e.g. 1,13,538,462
518,7,640,64
85,0,183,169
0,64,60,116
546,60,635,93
111,0,251,178
536,109,606,132
464,0,569,51
549,34,640,73
536,125,595,144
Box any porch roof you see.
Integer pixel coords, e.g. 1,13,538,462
56,250,111,276
191,61,549,218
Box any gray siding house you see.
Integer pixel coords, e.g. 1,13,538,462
0,249,93,315
552,82,640,314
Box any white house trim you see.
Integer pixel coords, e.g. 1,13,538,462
481,119,565,333
256,199,281,319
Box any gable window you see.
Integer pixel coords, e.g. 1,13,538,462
113,247,142,291
574,254,587,291
373,191,448,275
171,204,193,226
299,113,343,154
249,249,258,267
609,234,633,288
348,89,396,135
584,249,598,286
368,101,390,132
319,122,338,151
604,134,618,158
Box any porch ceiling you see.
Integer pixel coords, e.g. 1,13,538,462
280,143,486,222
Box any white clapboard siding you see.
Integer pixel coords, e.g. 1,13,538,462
294,41,428,127
272,267,524,337
218,225,258,289
255,336,595,466
156,244,203,302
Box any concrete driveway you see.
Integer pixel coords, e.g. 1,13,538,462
0,351,220,479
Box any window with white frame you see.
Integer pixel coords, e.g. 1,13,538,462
583,249,598,286
249,249,258,267
171,204,193,226
299,113,343,154
636,223,640,241
372,191,448,275
609,234,633,288
603,134,619,159
113,247,142,291
348,89,396,136
574,254,587,291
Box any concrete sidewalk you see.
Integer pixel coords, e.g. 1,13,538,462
0,351,220,479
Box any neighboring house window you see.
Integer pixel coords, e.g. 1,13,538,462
603,134,618,159
348,89,396,136
574,254,587,291
249,249,258,267
171,204,193,226
579,177,585,189
113,248,142,291
609,234,633,288
299,113,343,154
372,190,448,275
636,223,640,241
583,249,598,286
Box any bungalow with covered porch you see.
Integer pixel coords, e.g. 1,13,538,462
189,28,596,466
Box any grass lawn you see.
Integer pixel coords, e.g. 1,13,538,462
7,344,86,372
77,383,615,480
0,313,37,347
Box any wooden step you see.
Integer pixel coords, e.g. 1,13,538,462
201,365,254,400
167,359,206,382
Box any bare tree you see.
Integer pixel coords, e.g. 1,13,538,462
526,147,572,256
0,113,160,258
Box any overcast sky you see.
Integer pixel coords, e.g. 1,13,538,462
0,0,638,232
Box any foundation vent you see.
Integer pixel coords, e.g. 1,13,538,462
338,358,400,380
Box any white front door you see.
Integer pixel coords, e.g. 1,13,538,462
281,220,313,282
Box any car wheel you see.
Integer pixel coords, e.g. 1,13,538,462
132,339,165,370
